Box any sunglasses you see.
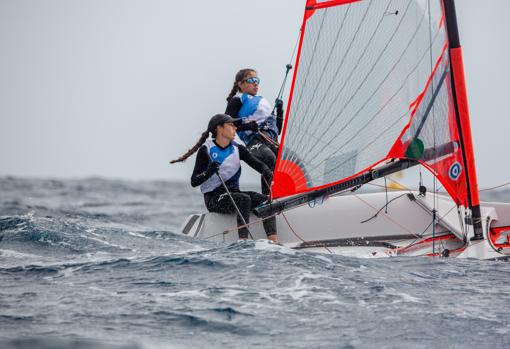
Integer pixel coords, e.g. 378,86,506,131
243,77,260,84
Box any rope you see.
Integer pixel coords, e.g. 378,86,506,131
205,174,279,241
202,214,277,240
203,230,229,240
352,192,421,238
258,132,279,148
206,152,254,240
369,178,510,194
360,193,408,224
281,212,333,254
219,214,277,236
388,203,458,255
479,181,510,192
205,209,334,254
367,173,414,193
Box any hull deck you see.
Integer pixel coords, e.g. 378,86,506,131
180,191,510,259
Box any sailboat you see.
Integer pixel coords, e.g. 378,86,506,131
180,0,510,259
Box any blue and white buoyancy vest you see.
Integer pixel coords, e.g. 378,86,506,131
236,92,278,144
200,139,241,194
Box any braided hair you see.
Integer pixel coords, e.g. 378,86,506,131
169,130,210,164
226,68,256,102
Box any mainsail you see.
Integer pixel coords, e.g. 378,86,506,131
269,0,481,236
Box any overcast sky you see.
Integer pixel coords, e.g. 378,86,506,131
1,0,509,188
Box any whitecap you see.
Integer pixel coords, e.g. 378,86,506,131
253,239,296,254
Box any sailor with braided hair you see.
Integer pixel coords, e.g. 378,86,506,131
171,114,279,242
225,68,284,196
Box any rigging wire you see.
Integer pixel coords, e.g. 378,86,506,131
426,0,438,256
289,28,301,65
288,8,329,116
370,176,510,194
384,177,388,214
273,28,301,105
479,181,510,192
281,212,333,254
390,203,458,255
352,193,421,238
360,193,408,224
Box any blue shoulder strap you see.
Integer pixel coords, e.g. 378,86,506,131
238,94,261,118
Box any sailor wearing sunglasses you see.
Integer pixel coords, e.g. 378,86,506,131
225,69,284,197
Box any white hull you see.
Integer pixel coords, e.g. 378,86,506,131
180,191,510,259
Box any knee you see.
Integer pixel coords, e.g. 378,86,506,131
234,193,251,211
265,152,276,170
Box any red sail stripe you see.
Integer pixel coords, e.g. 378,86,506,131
450,47,480,207
307,0,362,11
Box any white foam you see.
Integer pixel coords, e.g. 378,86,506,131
392,292,425,304
0,248,42,259
254,239,296,254
127,231,150,239
161,289,209,299
312,254,333,264
82,233,125,249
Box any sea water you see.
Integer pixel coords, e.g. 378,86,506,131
1,176,509,349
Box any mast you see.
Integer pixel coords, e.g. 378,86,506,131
442,0,484,240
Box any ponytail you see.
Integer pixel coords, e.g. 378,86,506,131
226,68,256,102
226,82,238,102
170,130,210,164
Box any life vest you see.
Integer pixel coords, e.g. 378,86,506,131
236,92,278,144
200,139,241,194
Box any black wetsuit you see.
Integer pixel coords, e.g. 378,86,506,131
191,141,276,239
225,97,283,195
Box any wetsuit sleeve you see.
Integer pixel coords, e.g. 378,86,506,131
225,97,242,118
276,105,284,135
226,97,255,132
238,144,270,174
190,146,214,187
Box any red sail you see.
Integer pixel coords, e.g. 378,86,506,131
272,0,477,208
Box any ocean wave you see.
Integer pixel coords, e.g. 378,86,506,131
2,177,510,349
0,214,125,254
0,338,142,349
151,310,255,335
